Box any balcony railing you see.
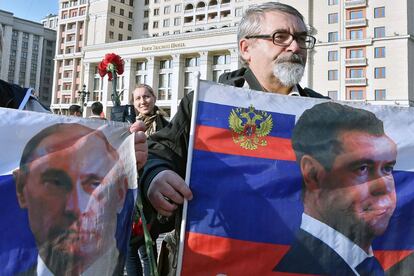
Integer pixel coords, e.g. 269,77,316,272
345,0,367,8
345,57,367,66
345,18,367,28
345,77,367,86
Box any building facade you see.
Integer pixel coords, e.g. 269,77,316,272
50,0,414,117
41,14,59,31
0,10,56,107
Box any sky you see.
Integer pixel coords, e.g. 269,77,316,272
0,0,58,23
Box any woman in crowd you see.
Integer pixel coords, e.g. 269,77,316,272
126,84,169,276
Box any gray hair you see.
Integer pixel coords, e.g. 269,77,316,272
237,2,306,66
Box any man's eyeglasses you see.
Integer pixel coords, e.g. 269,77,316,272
245,31,316,49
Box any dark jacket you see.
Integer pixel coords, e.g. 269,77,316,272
0,79,50,111
139,67,328,224
274,229,357,275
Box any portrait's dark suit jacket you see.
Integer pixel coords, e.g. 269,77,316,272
274,229,357,276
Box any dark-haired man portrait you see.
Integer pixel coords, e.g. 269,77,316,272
275,102,397,275
13,123,128,275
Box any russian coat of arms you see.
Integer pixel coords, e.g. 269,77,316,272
228,105,273,150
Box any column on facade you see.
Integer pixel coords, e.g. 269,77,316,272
199,51,211,81
102,71,110,117
35,36,44,93
13,31,23,82
0,25,13,80
82,62,93,117
171,54,184,117
123,58,134,105
24,34,34,87
146,56,157,90
229,48,239,71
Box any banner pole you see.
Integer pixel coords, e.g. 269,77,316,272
176,72,201,276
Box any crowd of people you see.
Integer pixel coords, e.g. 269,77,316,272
1,2,400,275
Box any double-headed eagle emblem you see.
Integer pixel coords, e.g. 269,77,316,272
228,105,273,150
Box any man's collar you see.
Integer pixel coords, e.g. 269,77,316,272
288,85,300,96
301,213,373,274
37,255,54,276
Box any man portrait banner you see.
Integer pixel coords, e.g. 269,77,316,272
0,108,137,276
179,80,414,275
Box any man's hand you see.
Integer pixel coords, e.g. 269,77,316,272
129,120,148,170
147,170,193,217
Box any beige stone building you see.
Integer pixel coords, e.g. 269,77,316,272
0,10,56,107
50,0,414,117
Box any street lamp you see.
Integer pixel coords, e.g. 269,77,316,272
77,84,90,108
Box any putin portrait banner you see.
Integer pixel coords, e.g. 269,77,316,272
179,80,414,276
0,108,137,276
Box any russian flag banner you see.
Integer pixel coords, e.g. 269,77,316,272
0,108,137,276
179,80,414,275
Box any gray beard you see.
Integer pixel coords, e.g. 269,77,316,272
273,62,305,88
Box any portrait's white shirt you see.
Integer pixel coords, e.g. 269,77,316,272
36,241,118,276
301,213,374,276
287,85,300,96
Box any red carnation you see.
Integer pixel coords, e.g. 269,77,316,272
98,53,124,81
98,53,124,106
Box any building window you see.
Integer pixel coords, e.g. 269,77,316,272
174,4,181,12
153,21,159,28
374,7,385,18
154,8,159,16
374,67,386,78
143,23,148,30
375,89,386,100
144,0,149,4
328,70,338,80
349,48,364,58
212,54,231,82
128,24,132,31
111,6,115,12
118,33,123,41
158,59,172,100
328,91,338,100
174,17,181,26
328,13,338,24
120,9,124,16
328,0,338,5
349,10,363,19
213,54,230,65
184,57,200,94
164,6,170,14
119,21,124,28
135,60,148,85
160,59,171,69
163,19,170,27
349,29,363,40
109,31,114,39
235,7,243,17
127,36,131,40
129,11,133,18
185,56,199,67
349,68,364,78
374,27,385,38
328,50,338,61
110,18,115,26
328,32,338,42
349,90,364,100
374,47,385,58
144,10,149,17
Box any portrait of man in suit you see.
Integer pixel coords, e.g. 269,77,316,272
274,102,397,275
13,123,128,275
